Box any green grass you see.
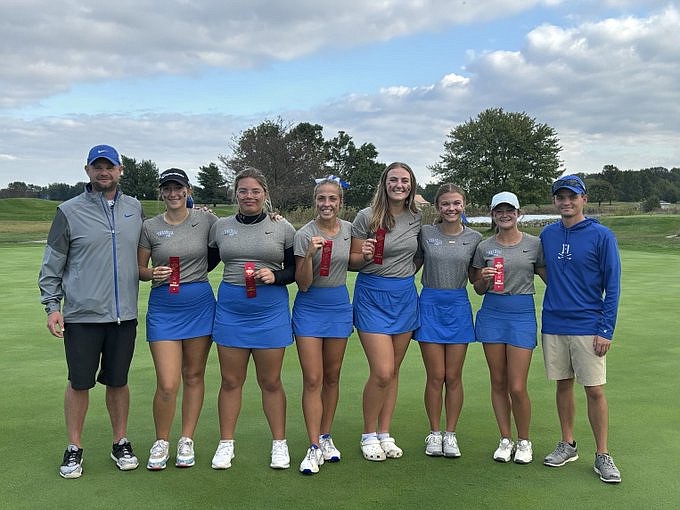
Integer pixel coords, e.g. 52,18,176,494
1,243,679,509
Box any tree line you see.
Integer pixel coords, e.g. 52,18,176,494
2,109,678,210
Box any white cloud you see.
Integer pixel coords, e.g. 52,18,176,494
1,2,678,189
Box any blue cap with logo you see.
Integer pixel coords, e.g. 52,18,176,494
551,174,586,195
87,144,121,166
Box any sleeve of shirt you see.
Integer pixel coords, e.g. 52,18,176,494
351,209,369,239
38,208,70,313
598,230,621,340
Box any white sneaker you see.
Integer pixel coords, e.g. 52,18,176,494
379,436,403,459
360,437,386,462
514,439,533,464
425,432,443,456
270,439,290,469
147,439,170,470
176,436,195,468
299,446,324,474
319,436,341,462
443,432,461,458
493,438,515,463
212,440,234,469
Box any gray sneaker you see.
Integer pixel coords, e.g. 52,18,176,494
594,453,621,483
544,440,578,467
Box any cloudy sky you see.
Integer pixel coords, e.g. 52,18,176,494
1,0,678,188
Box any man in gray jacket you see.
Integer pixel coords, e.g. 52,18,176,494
39,144,143,478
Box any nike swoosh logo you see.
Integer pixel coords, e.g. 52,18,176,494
124,213,134,217
462,242,470,245
98,149,107,153
192,223,199,227
343,237,350,241
265,231,274,235
523,249,530,253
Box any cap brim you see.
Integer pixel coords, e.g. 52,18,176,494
553,185,584,195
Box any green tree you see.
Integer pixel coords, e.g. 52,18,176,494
585,178,615,207
195,162,227,207
430,108,562,207
223,118,326,210
120,156,159,199
325,131,384,208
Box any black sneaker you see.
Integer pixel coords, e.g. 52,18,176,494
111,438,139,471
60,445,83,479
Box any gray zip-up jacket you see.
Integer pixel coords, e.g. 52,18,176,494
38,185,143,323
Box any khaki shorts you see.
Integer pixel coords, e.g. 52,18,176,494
541,334,606,386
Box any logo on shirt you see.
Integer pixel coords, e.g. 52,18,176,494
265,231,274,235
124,212,134,218
557,243,572,260
191,222,200,228
486,248,502,257
156,230,174,238
223,228,237,236
426,238,442,246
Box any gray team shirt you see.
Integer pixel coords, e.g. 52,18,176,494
472,233,544,295
209,215,295,285
420,224,482,289
139,209,218,288
294,219,352,288
352,207,422,278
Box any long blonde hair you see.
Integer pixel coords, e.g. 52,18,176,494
368,162,418,233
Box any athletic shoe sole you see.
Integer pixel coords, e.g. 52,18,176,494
543,454,579,467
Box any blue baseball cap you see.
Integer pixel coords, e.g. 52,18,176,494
552,175,586,195
87,144,121,166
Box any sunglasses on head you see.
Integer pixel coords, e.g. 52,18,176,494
551,178,586,195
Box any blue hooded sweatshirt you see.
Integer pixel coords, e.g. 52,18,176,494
540,217,620,340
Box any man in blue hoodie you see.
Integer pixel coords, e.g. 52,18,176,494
539,175,621,484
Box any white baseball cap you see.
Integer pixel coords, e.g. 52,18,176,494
490,191,520,210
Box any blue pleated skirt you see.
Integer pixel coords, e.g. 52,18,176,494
146,281,215,341
474,293,537,350
353,273,419,334
414,288,475,344
292,285,353,338
213,282,293,349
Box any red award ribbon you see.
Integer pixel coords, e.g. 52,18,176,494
168,256,180,294
373,228,385,265
319,240,332,276
244,262,257,298
492,257,504,292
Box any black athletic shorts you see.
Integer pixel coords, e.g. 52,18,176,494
63,320,137,390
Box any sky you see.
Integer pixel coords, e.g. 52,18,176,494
1,0,679,188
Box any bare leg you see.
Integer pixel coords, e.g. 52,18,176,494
584,385,609,453
296,336,323,445
358,332,395,433
483,343,511,438
419,342,446,431
216,346,249,439
377,331,411,434
506,345,533,439
319,339,347,436
149,341,182,440
179,336,212,438
64,382,88,446
555,378,576,443
253,348,287,440
106,385,130,442
443,343,468,432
